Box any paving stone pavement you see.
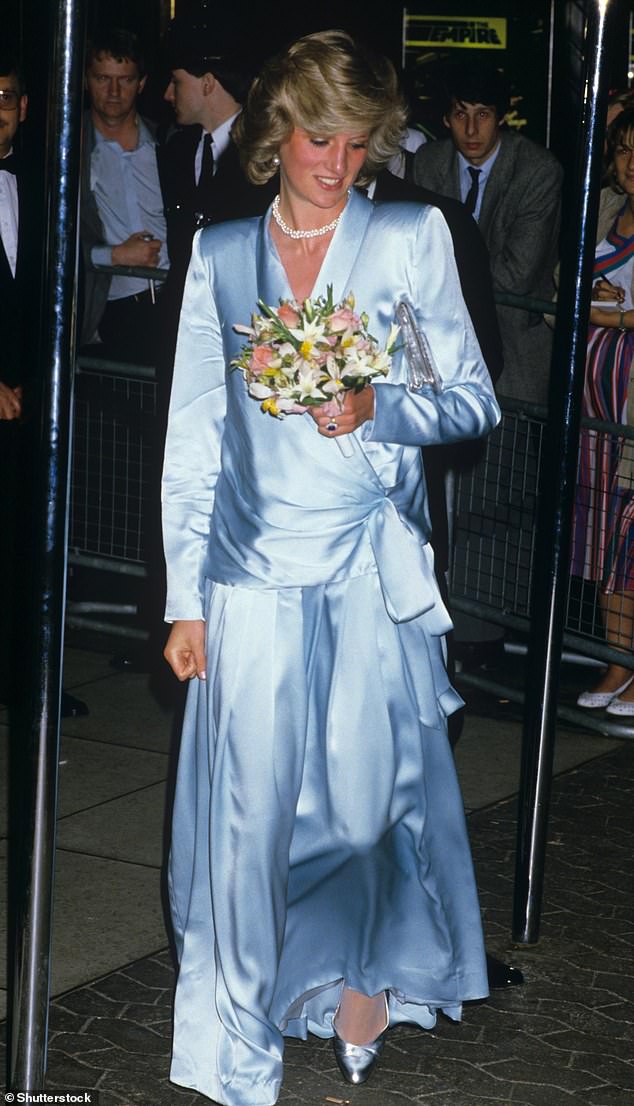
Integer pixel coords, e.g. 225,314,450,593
2,742,633,1106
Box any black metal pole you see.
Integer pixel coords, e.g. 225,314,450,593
512,0,619,945
8,0,86,1088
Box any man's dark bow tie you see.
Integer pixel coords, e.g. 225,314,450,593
0,154,16,174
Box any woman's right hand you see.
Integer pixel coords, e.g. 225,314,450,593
164,619,207,681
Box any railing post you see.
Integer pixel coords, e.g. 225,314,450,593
8,0,86,1088
513,0,619,945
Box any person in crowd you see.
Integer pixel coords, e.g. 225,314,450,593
161,30,499,1105
602,89,634,183
412,58,562,407
573,108,634,716
158,19,270,340
0,52,87,716
79,27,168,364
606,88,634,130
368,71,521,993
0,52,27,708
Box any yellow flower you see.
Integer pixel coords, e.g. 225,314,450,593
300,340,313,359
262,397,280,416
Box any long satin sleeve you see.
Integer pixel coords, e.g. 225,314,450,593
162,231,226,622
368,206,501,447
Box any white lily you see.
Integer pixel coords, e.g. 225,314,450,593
290,318,327,346
295,366,324,401
249,381,275,399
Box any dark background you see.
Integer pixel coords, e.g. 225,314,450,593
3,2,633,181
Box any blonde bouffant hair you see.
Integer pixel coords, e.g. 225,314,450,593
233,30,408,188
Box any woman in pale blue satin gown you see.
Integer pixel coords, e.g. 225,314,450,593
162,30,500,1106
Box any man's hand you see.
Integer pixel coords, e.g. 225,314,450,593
112,231,162,268
311,386,375,438
0,381,22,421
164,619,207,681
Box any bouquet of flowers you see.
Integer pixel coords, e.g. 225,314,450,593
232,285,399,419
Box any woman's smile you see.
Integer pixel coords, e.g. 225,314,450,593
277,128,368,222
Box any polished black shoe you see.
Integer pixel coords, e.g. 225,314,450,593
60,690,89,718
486,953,524,988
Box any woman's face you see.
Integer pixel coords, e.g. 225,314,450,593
613,127,634,194
278,127,369,214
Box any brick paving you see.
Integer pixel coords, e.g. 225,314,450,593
3,740,632,1105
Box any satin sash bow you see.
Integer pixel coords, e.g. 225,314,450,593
367,497,452,631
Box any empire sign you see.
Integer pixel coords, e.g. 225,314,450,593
405,15,507,50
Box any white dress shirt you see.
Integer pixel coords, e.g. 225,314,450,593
0,149,19,277
194,111,240,184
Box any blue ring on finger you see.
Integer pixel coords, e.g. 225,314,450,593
326,420,337,432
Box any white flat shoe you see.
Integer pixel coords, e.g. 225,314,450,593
605,694,634,716
577,675,634,708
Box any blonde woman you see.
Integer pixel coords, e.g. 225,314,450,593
162,31,499,1105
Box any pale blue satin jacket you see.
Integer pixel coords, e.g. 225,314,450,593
162,189,500,625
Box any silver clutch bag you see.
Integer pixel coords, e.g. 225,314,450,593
396,300,442,393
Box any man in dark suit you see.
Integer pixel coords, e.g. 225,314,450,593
0,54,29,706
0,53,87,716
158,20,273,375
412,60,562,407
0,57,26,419
372,168,503,384
370,167,504,582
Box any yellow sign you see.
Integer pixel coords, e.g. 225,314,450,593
406,14,507,50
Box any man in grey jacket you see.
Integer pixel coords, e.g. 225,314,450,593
413,60,562,407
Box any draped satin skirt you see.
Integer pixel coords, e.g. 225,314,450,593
168,570,488,1106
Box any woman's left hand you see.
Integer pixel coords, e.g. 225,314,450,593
311,386,375,438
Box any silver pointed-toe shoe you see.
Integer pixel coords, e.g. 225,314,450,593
332,1030,387,1084
332,993,389,1085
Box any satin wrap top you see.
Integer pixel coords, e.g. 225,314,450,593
162,190,500,627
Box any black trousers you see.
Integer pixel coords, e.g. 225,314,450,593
98,288,162,366
0,422,20,704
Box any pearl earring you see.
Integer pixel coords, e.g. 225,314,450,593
273,155,280,167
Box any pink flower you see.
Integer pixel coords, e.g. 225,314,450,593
277,302,301,328
328,307,359,333
249,344,278,374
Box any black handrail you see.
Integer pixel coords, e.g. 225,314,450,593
512,0,618,946
8,0,86,1090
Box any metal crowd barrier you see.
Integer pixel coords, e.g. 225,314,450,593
66,359,634,741
450,395,634,740
66,259,166,640
66,356,156,641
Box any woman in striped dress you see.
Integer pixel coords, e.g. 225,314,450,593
575,109,634,714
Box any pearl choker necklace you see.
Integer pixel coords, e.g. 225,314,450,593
271,193,347,239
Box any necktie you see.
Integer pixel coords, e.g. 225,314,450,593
464,166,481,217
198,132,214,194
0,154,16,174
